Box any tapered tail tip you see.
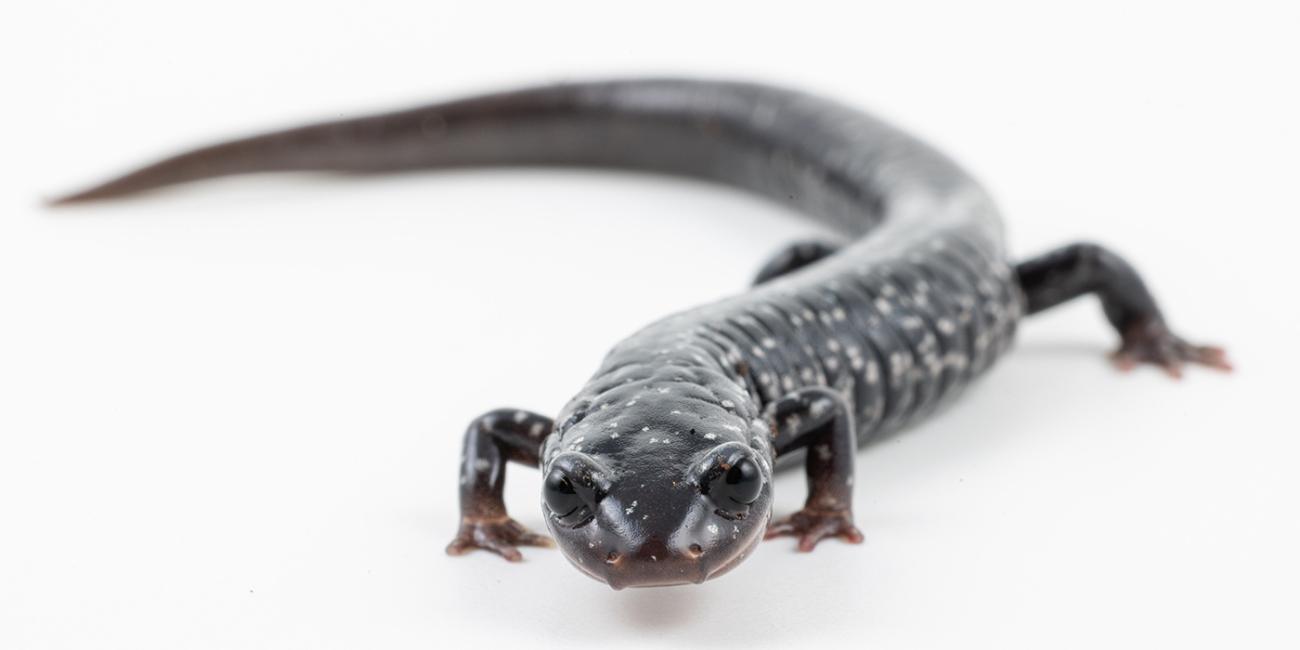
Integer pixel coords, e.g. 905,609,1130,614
44,182,126,207
44,192,86,208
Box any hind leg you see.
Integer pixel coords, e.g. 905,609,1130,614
1015,242,1231,378
753,240,840,285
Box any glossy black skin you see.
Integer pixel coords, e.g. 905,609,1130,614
53,79,1231,589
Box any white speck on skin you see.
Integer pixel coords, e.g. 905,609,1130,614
810,399,830,418
707,524,719,535
815,444,832,461
625,500,638,515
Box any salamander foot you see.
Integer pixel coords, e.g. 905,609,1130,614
1111,318,1233,379
765,508,864,552
1015,243,1233,380
446,516,553,562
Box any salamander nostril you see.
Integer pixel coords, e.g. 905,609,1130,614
687,543,704,558
605,551,622,565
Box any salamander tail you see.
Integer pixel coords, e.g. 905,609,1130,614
47,132,318,206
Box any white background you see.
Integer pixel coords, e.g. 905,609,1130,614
3,2,1296,648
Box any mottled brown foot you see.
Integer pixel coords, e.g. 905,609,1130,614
765,508,864,552
1111,319,1233,379
446,516,553,562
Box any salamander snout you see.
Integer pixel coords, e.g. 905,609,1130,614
542,443,772,589
600,537,711,589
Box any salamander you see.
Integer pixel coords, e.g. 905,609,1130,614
53,79,1231,589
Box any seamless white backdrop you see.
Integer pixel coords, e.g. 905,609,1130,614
2,2,1297,649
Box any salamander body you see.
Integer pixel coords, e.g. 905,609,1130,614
54,79,1230,589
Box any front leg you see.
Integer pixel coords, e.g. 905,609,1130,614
446,408,555,561
764,387,865,552
1015,242,1232,378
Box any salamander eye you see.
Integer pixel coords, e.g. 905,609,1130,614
544,469,585,519
705,457,763,506
543,460,606,528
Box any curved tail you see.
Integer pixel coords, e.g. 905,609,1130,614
50,86,587,204
49,79,971,238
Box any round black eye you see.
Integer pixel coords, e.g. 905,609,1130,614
707,458,763,506
544,470,584,518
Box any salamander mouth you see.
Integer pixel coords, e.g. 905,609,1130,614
702,536,757,581
563,528,764,589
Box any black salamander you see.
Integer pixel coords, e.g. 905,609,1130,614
53,79,1231,589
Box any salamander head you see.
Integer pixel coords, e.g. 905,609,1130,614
540,406,774,589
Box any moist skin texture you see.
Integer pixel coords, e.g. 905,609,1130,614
53,79,1232,589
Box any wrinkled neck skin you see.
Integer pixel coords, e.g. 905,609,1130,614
541,315,776,589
